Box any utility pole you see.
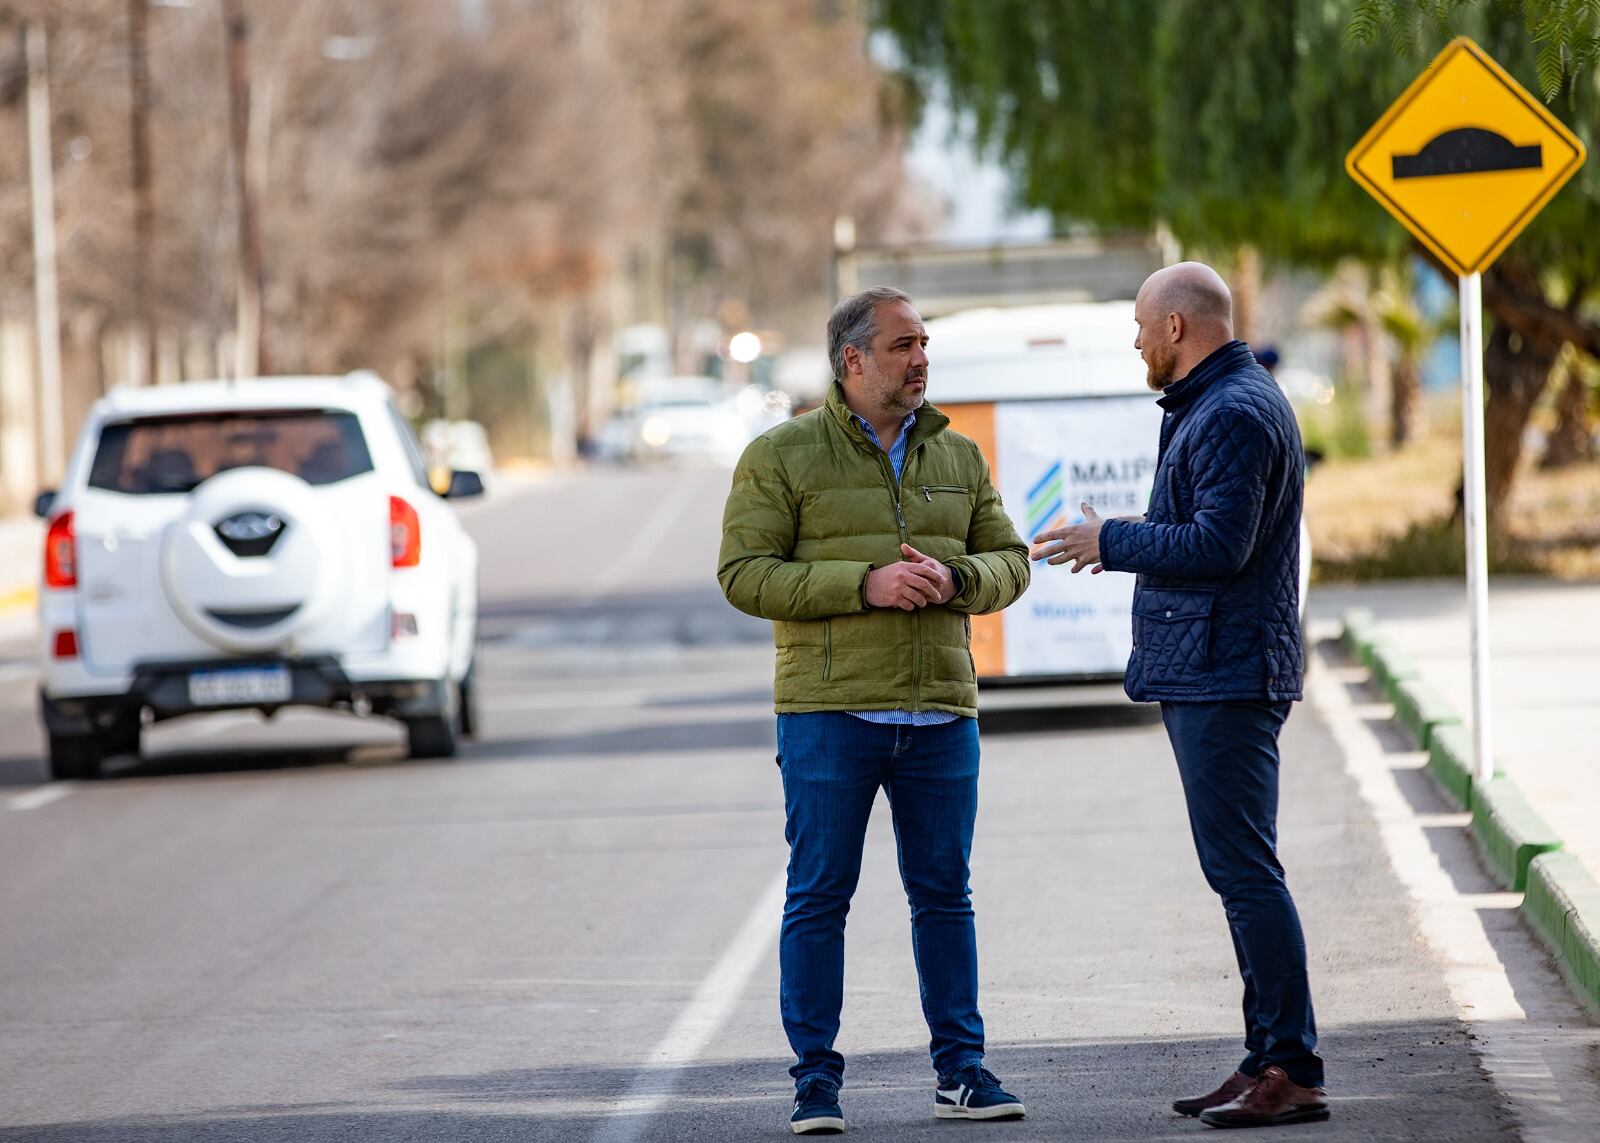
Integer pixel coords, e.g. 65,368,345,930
224,1,266,378
127,0,157,386
25,21,64,484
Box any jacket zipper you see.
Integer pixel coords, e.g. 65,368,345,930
920,484,967,501
851,414,931,712
822,619,832,681
881,447,923,712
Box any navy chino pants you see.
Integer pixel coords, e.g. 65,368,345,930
1161,700,1325,1090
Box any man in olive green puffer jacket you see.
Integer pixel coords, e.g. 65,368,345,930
718,286,1030,1134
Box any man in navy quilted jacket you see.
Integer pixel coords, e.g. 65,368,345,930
1030,262,1327,1129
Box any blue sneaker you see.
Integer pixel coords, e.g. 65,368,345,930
934,1064,1025,1120
790,1076,845,1134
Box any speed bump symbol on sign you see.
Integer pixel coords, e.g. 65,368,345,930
1346,36,1586,277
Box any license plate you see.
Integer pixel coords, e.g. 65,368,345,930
187,666,293,706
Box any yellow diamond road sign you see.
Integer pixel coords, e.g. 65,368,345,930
1346,36,1586,277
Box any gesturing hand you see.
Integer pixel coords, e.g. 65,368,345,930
898,543,957,604
865,558,944,611
1029,501,1107,574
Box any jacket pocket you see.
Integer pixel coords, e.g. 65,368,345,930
1262,618,1302,691
919,484,969,501
822,619,832,681
1132,588,1215,687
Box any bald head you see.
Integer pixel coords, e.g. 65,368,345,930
1143,262,1233,330
1132,261,1236,390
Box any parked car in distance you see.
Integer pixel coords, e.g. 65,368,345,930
34,373,484,780
625,376,751,464
422,419,495,493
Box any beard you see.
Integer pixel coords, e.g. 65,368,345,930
890,371,927,413
865,360,927,415
1144,349,1178,391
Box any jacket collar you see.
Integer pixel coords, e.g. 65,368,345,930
825,381,949,452
1156,340,1257,411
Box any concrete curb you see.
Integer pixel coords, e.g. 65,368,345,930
1427,723,1498,810
1470,776,1564,892
1340,608,1596,1013
1522,852,1600,1015
1340,608,1376,657
1390,676,1463,752
1371,646,1420,693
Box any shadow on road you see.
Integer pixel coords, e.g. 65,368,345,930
0,1024,1510,1141
463,717,778,761
979,703,1162,736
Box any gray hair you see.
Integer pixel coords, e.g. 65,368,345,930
827,286,912,381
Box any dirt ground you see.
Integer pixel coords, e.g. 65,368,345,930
1305,426,1600,582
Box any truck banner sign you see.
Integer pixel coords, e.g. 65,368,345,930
993,396,1162,677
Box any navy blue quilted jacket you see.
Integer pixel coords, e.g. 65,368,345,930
1099,341,1304,703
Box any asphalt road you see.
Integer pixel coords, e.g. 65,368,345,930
0,464,1595,1141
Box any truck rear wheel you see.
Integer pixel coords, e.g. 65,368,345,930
458,663,479,740
103,717,142,760
48,734,105,781
405,715,458,759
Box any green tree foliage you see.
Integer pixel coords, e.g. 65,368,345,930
1350,0,1600,99
873,0,1600,525
875,0,1417,262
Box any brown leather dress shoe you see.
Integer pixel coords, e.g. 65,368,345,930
1198,1066,1329,1128
1172,1070,1253,1117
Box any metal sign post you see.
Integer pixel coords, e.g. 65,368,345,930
1346,36,1585,785
1458,273,1493,782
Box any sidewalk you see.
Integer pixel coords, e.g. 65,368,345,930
1308,577,1600,892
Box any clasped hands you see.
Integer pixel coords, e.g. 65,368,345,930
865,543,957,611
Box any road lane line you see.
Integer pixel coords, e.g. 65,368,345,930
8,784,73,812
588,474,708,601
1307,620,1600,1141
593,865,788,1143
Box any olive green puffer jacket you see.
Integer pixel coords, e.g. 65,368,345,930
718,384,1029,717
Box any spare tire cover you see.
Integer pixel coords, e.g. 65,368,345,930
161,467,348,654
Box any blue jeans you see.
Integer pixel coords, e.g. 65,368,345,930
1161,701,1324,1089
776,712,984,1088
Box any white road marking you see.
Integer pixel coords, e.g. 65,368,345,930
592,865,788,1143
588,475,707,600
8,784,74,812
1307,623,1600,1141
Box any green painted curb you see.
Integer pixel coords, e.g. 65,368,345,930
1370,643,1422,696
1357,632,1393,672
1391,677,1463,751
1341,609,1376,656
1426,723,1475,810
1426,723,1504,811
1471,776,1564,891
1521,852,1600,1015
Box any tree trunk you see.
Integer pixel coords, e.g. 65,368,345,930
127,0,156,387
1390,355,1423,448
1540,360,1594,468
1469,323,1562,531
1232,243,1260,345
225,3,267,377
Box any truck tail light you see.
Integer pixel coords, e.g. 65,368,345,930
52,629,79,659
44,511,77,588
389,496,421,568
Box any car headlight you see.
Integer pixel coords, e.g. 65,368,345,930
641,416,672,447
